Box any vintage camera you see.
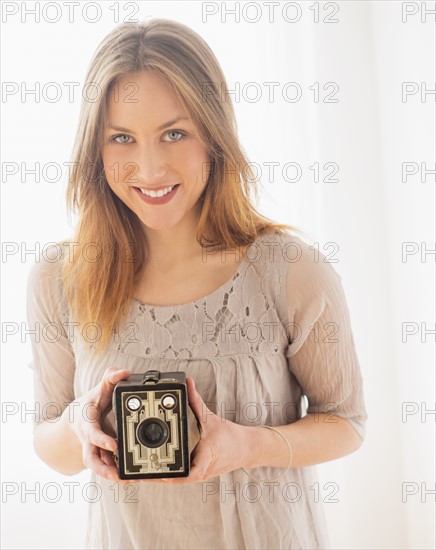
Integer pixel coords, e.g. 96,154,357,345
112,370,189,479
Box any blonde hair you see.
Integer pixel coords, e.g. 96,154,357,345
61,18,304,355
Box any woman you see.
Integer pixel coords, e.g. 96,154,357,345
27,18,367,549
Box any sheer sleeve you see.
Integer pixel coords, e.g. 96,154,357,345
282,237,367,441
26,246,76,433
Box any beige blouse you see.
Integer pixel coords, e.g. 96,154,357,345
27,229,367,549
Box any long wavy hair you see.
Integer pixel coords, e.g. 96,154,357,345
61,18,304,355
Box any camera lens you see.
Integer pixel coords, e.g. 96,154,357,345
137,418,169,448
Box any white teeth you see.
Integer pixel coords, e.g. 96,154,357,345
139,185,175,198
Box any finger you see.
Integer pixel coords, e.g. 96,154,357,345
101,414,117,438
142,478,172,483
149,478,187,485
104,367,132,386
139,477,190,485
96,368,132,412
186,377,212,430
188,442,213,482
83,444,119,481
186,464,207,483
86,424,118,452
102,368,132,395
163,462,209,484
190,459,209,482
98,450,129,484
100,448,116,467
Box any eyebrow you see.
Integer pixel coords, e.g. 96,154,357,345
106,116,191,133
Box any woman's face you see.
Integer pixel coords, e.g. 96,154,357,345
101,70,210,232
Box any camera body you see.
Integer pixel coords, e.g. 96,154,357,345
112,370,190,479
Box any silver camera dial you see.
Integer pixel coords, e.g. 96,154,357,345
126,396,142,411
161,394,177,409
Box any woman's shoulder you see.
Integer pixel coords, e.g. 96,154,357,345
27,240,70,280
248,228,318,272
249,228,343,306
26,240,71,310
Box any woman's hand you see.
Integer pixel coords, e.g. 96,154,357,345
69,366,132,482
150,377,257,485
76,373,255,485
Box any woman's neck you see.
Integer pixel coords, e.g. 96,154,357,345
141,211,203,271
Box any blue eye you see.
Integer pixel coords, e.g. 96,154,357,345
111,130,185,145
112,134,132,144
163,130,185,142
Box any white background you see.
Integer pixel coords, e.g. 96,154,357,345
1,1,435,548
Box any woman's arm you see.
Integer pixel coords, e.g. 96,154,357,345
33,367,132,481
167,234,368,484
250,234,368,470
159,379,364,484
244,414,363,470
33,405,85,476
27,249,82,474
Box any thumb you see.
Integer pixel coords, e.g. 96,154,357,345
98,367,132,412
102,367,132,393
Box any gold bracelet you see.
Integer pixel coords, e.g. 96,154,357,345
241,425,293,484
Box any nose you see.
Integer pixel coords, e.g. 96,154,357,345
132,143,168,186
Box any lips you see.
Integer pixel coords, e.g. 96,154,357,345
133,184,180,205
134,184,180,196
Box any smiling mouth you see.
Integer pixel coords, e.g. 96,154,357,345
134,184,180,198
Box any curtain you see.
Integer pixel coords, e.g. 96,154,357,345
2,1,434,548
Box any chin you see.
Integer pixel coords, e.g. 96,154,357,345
138,216,182,231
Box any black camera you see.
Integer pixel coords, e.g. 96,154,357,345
112,370,190,479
